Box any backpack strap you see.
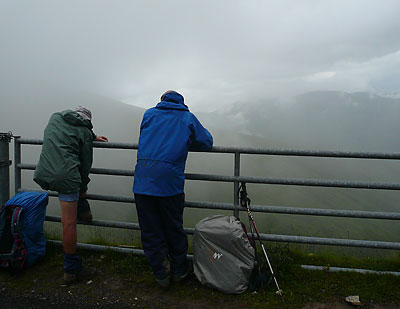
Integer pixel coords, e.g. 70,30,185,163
0,204,6,240
11,206,23,235
11,206,26,269
0,206,27,271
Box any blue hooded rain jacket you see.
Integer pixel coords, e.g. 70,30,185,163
133,92,213,196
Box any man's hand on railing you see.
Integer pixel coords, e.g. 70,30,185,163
95,136,108,142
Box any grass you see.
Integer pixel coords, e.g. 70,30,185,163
88,242,400,307
2,240,400,308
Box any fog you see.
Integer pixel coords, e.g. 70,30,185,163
1,1,400,111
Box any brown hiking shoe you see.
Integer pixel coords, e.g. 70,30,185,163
63,272,78,286
172,271,189,284
61,267,96,286
155,275,171,290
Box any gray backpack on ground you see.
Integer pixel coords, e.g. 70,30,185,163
193,215,255,294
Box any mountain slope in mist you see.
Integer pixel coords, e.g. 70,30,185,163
196,91,400,247
0,83,144,142
200,91,400,152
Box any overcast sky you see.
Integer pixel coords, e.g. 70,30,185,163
1,0,400,111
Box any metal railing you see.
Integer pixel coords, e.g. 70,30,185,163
8,136,400,255
0,132,13,206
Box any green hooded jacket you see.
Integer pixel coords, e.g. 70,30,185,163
34,110,96,194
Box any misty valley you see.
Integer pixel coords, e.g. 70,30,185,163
3,87,400,256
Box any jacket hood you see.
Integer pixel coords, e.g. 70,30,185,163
156,92,189,111
61,110,93,129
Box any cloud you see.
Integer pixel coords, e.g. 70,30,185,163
303,72,337,82
1,0,400,111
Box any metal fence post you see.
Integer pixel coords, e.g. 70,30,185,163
0,132,12,205
14,136,21,194
233,151,240,218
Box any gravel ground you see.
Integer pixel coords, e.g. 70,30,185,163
0,275,220,308
0,251,248,309
1,248,398,309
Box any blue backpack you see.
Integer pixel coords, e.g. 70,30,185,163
0,192,48,271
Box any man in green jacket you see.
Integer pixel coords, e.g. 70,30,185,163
34,106,108,285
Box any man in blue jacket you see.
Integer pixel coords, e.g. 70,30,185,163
133,90,213,288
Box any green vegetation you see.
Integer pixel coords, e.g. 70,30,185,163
2,241,400,308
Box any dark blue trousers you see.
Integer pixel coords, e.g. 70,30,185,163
134,193,188,280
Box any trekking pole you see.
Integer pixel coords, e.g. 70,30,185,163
240,186,263,285
239,182,283,296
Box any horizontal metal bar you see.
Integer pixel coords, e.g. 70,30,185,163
186,173,400,190
44,211,400,250
46,214,195,235
259,234,400,250
94,142,138,150
18,164,136,177
18,163,400,190
301,265,400,276
47,240,194,260
91,167,134,176
187,201,400,220
47,228,400,251
46,215,140,230
86,193,135,203
49,233,397,259
19,188,400,220
18,188,136,203
250,205,400,219
16,139,138,150
17,138,400,160
47,240,145,256
18,163,36,170
17,138,43,145
44,215,400,250
222,148,400,160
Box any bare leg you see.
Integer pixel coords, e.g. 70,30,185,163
60,200,78,254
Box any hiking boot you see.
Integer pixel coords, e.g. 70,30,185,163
172,271,189,284
61,267,96,286
173,262,192,284
155,275,171,289
63,272,78,285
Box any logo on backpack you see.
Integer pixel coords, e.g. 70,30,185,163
209,246,223,262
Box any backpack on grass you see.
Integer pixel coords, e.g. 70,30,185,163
0,192,48,271
193,215,255,294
